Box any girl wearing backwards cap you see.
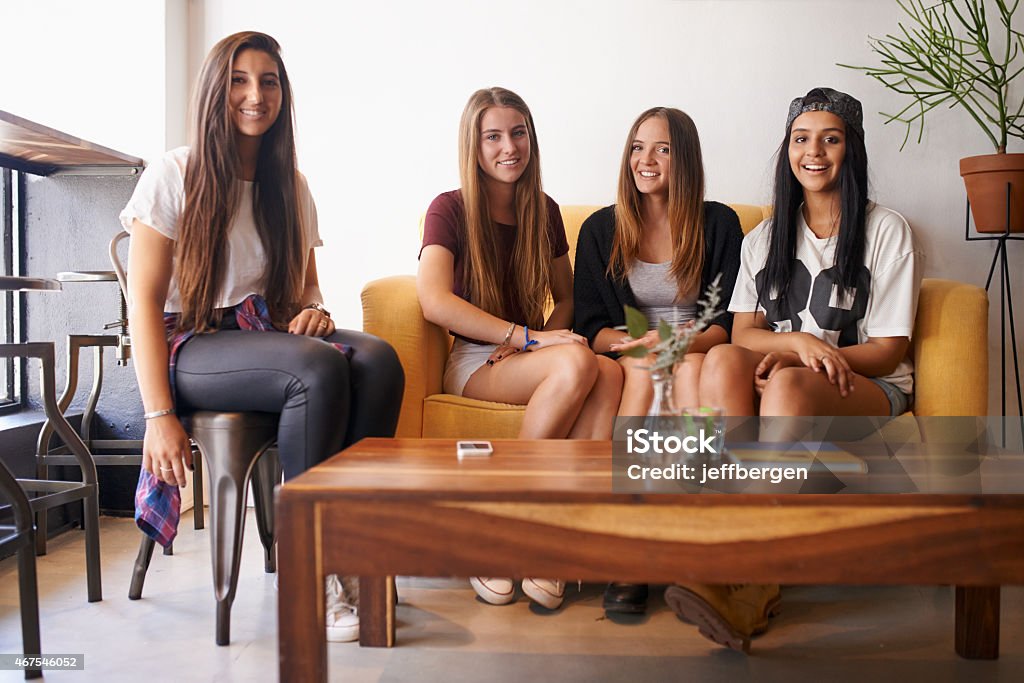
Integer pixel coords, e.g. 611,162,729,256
665,87,921,652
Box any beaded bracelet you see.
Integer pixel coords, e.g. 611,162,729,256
522,326,539,352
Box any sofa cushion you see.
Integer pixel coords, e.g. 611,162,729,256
422,394,525,439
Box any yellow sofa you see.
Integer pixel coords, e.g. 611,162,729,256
362,205,988,438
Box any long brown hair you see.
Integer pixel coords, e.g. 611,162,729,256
176,31,304,332
609,107,705,299
458,87,551,329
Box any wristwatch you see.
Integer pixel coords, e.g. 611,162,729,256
303,302,331,318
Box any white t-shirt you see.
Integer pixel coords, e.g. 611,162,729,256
729,203,921,394
119,146,322,313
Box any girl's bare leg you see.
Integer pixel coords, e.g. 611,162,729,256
463,344,600,438
759,367,890,417
699,344,764,416
672,352,705,410
757,366,891,441
567,355,623,439
617,355,654,416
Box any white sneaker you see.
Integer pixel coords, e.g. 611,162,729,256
469,577,515,605
522,578,565,609
325,574,359,642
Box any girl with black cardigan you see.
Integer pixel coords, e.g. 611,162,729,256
572,107,742,616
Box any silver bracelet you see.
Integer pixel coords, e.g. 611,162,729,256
143,408,176,420
502,322,516,346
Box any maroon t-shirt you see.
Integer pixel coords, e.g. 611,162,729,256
420,189,569,339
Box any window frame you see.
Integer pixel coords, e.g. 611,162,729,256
0,167,24,414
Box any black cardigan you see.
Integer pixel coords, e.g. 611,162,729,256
572,202,744,350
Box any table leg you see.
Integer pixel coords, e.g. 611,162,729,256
278,501,326,683
359,576,395,647
955,585,1000,659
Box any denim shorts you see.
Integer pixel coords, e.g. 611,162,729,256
868,377,912,417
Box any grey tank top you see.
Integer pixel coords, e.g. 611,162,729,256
627,260,697,328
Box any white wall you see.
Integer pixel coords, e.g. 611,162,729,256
191,0,1024,416
4,0,1021,414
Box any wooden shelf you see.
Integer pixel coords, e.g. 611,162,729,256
0,110,143,176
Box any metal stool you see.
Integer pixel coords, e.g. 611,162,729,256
0,276,102,605
128,412,281,645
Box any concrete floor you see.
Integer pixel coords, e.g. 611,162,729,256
0,514,1021,682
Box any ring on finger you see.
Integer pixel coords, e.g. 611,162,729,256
159,466,174,472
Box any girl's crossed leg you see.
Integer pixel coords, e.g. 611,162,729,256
463,343,623,439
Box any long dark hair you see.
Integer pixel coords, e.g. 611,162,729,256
458,87,551,329
177,31,304,333
609,107,705,299
762,111,868,305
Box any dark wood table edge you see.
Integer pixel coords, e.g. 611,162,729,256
277,494,1014,683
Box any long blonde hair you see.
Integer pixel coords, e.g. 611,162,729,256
609,107,705,299
457,87,551,329
176,31,304,332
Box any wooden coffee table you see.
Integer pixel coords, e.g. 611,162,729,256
276,438,1024,682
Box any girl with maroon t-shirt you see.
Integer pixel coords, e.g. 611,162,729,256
418,87,622,611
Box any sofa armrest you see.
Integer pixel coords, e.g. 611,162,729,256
912,278,988,416
361,275,450,437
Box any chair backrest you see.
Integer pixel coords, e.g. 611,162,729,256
559,204,769,268
109,231,129,298
911,278,988,416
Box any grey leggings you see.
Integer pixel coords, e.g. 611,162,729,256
174,328,404,480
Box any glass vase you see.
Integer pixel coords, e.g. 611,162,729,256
642,367,683,457
646,367,678,418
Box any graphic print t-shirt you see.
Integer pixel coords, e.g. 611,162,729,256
728,204,920,394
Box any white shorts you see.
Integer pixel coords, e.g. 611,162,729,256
443,338,499,396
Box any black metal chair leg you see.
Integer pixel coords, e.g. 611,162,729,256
192,452,205,530
251,448,281,573
0,455,42,680
128,535,156,600
33,512,46,557
163,541,173,556
82,490,102,602
17,541,41,680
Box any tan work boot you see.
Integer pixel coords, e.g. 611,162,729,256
664,583,781,653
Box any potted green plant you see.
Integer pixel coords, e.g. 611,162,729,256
841,0,1024,232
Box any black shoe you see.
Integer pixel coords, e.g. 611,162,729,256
603,582,648,614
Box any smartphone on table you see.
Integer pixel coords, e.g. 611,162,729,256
456,440,493,459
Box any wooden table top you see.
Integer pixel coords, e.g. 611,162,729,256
0,110,143,175
283,439,611,497
280,438,1024,505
